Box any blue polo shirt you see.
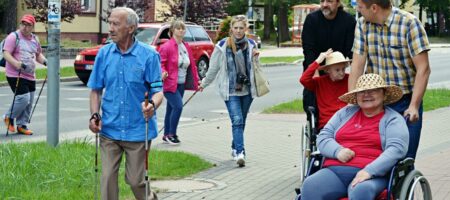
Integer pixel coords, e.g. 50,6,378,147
88,39,162,142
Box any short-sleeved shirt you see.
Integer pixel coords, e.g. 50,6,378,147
3,31,42,80
87,39,162,142
352,7,430,94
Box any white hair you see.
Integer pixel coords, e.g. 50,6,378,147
111,7,139,29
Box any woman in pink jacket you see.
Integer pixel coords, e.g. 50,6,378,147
159,20,199,145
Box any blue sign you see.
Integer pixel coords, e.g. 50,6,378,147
351,0,357,7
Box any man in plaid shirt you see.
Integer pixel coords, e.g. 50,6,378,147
349,0,431,159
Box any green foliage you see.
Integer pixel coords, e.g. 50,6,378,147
214,16,232,43
0,141,213,199
260,56,303,64
226,0,248,16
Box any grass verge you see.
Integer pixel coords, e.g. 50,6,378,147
0,66,76,82
262,88,450,114
0,140,213,199
260,56,303,64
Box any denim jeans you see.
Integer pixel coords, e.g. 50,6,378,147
387,93,423,159
164,84,185,136
224,94,253,154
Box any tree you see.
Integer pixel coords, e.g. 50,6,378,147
226,0,247,16
1,0,17,33
102,0,153,22
263,0,274,40
24,0,82,24
160,0,229,25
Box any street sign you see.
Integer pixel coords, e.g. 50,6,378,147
351,0,357,7
48,1,61,22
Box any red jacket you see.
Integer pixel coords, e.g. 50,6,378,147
159,38,199,92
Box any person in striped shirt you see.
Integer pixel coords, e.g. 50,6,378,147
349,0,431,159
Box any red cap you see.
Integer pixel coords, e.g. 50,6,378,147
21,14,36,26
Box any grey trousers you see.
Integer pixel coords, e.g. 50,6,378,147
4,91,34,126
100,136,157,200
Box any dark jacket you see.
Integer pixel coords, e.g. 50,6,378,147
301,8,356,71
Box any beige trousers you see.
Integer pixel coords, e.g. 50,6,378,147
100,136,157,200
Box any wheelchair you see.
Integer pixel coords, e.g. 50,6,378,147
295,107,432,200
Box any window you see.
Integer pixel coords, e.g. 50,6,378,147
81,0,96,13
135,28,159,44
183,28,194,42
188,27,210,42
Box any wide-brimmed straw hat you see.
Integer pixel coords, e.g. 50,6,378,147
339,74,403,105
318,51,351,71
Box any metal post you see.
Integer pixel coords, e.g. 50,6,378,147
183,0,187,21
47,0,61,147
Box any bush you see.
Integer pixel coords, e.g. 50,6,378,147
214,16,232,43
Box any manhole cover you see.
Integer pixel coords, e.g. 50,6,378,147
152,179,222,192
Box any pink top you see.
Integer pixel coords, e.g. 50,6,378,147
323,110,384,168
3,31,42,81
159,38,199,92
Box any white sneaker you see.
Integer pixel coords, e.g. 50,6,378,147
231,149,237,160
236,152,245,167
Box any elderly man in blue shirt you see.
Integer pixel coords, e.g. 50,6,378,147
88,7,163,200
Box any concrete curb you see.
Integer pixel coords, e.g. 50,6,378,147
0,76,80,87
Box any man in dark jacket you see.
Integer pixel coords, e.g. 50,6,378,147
301,0,356,123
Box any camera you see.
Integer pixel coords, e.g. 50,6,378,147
237,74,250,85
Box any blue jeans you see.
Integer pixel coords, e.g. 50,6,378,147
387,93,423,159
164,84,185,136
224,94,253,154
301,166,387,200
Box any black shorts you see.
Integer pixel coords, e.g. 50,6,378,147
6,76,36,95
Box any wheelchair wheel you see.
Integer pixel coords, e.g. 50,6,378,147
399,170,432,200
300,124,311,183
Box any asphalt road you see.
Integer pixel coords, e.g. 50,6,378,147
0,48,449,142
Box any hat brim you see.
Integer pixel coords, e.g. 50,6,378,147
318,60,352,71
339,85,403,105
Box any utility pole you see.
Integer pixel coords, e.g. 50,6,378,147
47,0,61,147
183,0,187,21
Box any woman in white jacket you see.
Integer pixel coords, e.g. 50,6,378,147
199,15,258,167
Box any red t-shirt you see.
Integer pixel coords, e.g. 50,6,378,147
323,110,384,168
299,61,348,128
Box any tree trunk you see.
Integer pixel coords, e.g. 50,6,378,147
2,0,17,33
278,2,290,42
263,0,273,40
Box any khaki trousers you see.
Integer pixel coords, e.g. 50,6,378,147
100,136,157,200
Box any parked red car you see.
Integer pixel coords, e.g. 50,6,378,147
74,23,215,84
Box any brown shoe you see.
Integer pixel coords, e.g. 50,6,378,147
17,125,33,135
4,117,15,132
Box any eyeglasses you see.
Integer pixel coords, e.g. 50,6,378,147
21,22,33,27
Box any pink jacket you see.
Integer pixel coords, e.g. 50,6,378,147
159,38,199,93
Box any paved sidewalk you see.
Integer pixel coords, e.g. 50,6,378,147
150,106,450,200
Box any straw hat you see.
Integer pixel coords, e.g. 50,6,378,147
339,74,403,105
318,51,351,71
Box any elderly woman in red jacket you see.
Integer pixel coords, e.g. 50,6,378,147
159,20,199,145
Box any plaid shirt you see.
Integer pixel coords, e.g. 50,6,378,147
353,7,430,94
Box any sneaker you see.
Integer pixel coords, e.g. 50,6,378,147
236,152,245,167
3,116,15,132
163,135,180,145
231,149,237,160
17,125,33,135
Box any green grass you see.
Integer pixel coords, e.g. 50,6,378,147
428,36,450,44
263,89,450,114
41,39,94,48
260,56,303,64
263,98,304,114
0,140,213,199
0,66,76,82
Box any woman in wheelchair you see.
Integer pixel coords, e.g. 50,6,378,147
301,74,409,200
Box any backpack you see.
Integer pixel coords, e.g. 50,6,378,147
0,31,20,67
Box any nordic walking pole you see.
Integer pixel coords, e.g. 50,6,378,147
29,75,47,123
90,113,101,200
158,90,198,134
144,92,150,200
6,70,22,137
